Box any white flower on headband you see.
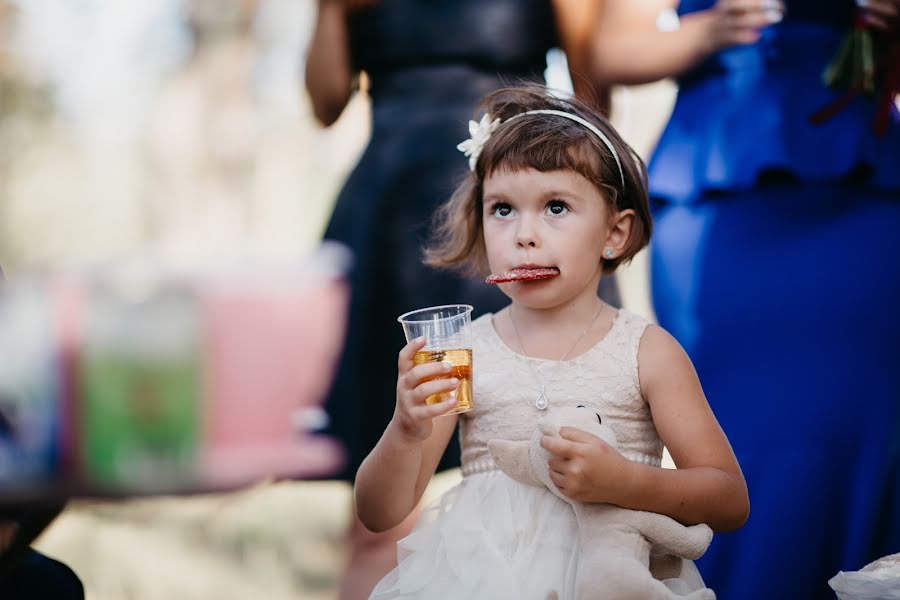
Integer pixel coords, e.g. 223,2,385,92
457,113,501,171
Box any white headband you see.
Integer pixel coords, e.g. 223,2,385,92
456,109,625,187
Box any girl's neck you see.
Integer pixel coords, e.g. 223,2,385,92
500,294,611,362
510,294,604,332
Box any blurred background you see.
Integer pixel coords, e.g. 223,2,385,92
0,0,674,597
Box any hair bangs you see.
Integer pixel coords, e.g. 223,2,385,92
477,116,618,205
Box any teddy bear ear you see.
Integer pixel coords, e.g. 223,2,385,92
488,439,541,487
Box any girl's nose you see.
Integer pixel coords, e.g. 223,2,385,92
515,219,539,248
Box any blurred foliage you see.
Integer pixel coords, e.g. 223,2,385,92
0,0,368,274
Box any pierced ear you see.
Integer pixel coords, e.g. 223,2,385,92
603,209,636,259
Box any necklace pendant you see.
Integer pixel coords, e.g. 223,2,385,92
535,386,548,411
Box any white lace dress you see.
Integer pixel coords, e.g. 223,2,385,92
370,308,707,600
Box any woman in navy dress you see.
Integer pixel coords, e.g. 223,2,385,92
305,2,612,596
592,1,900,598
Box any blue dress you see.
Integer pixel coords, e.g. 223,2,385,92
649,2,900,598
323,0,567,481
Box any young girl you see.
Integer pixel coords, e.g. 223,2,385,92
354,86,749,599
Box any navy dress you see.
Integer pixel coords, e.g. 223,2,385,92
323,0,561,481
649,2,900,598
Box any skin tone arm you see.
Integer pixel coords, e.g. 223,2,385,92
354,337,462,533
304,0,355,126
591,0,785,86
552,0,612,114
543,325,750,532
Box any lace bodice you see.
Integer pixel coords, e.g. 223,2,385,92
459,308,663,476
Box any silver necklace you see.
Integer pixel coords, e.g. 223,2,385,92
509,303,604,410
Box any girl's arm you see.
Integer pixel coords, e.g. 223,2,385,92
591,0,783,87
544,325,749,532
304,0,355,126
551,0,611,114
629,325,749,530
354,337,461,532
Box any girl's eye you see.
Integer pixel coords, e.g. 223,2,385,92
546,200,569,216
490,202,514,218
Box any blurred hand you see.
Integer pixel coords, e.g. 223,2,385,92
391,337,460,444
541,426,634,504
858,0,900,37
709,0,785,48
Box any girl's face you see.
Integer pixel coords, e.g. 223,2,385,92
482,167,616,310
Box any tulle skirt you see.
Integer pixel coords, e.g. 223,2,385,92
370,470,707,599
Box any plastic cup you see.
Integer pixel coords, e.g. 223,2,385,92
397,304,473,415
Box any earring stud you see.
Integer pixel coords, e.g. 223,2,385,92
604,248,614,259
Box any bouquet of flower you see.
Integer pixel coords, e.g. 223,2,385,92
810,8,900,136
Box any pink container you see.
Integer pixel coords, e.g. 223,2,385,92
198,261,348,488
1,243,351,498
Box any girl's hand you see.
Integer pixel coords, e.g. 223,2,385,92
391,337,461,444
708,0,785,49
541,426,635,504
858,0,900,37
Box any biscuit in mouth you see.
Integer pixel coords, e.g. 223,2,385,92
485,267,560,284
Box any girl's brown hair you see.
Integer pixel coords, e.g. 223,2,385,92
424,85,651,276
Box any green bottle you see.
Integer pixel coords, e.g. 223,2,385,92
80,278,201,493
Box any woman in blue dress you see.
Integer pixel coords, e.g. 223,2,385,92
592,1,900,598
305,2,613,597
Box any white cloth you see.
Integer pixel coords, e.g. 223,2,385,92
372,470,579,600
829,553,900,600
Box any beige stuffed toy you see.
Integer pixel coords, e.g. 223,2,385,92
488,406,716,600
